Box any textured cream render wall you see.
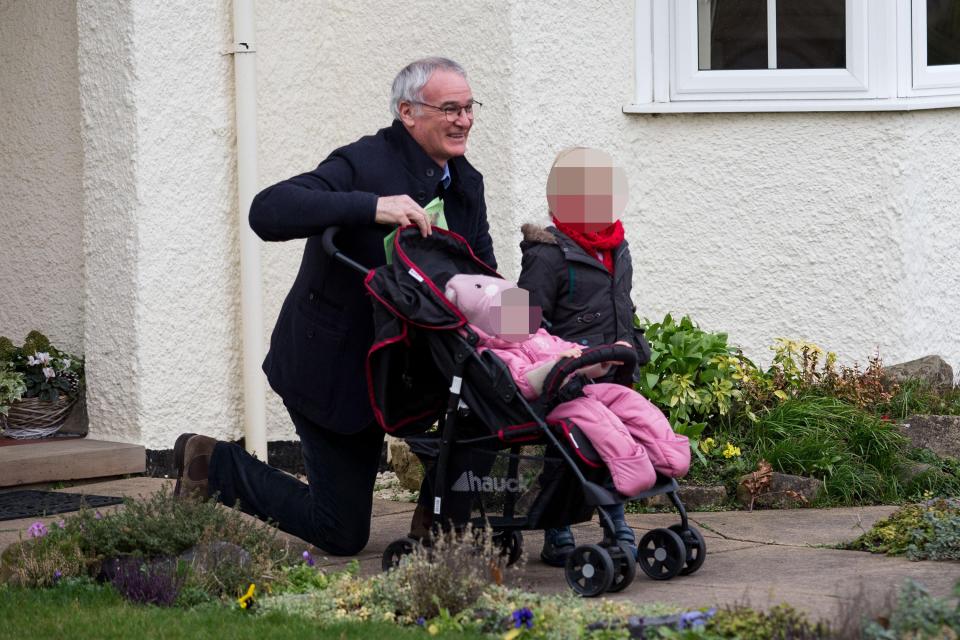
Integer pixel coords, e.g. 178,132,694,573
76,0,242,448
0,1,84,353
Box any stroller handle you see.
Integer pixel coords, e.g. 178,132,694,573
321,226,370,275
541,343,638,402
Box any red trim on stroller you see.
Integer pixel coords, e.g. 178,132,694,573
548,418,603,468
365,315,441,433
363,270,465,331
496,421,542,443
392,225,501,324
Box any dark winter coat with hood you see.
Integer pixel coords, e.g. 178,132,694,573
517,224,650,381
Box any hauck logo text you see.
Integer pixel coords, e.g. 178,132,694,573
451,471,529,493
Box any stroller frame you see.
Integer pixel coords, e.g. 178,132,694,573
323,225,706,596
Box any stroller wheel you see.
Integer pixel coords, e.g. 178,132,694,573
382,536,419,572
564,544,615,597
604,541,637,593
637,528,686,581
669,524,707,576
494,530,524,566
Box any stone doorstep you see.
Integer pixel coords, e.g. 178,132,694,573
0,439,145,488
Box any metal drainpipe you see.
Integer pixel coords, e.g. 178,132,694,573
230,0,268,461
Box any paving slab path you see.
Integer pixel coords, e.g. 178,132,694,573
2,477,958,625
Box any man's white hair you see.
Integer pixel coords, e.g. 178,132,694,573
390,57,467,120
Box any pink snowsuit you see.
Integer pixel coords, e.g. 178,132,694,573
444,274,690,496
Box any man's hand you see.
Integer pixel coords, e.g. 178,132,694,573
375,195,431,237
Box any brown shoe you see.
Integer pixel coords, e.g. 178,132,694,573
176,434,217,498
172,432,196,496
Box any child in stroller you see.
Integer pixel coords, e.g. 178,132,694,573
442,272,691,498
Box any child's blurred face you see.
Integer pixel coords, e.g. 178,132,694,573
546,147,628,233
492,287,542,343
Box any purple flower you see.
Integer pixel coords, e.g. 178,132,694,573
512,607,534,629
94,511,103,520
53,570,63,582
302,550,315,566
56,519,66,529
416,617,426,626
679,608,716,629
27,521,48,538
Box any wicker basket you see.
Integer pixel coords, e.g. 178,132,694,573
0,394,76,439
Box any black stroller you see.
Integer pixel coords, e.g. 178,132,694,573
324,225,706,596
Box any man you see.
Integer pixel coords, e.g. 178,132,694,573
173,57,496,555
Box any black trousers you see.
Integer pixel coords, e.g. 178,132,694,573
208,407,385,556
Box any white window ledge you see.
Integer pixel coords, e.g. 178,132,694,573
624,95,960,114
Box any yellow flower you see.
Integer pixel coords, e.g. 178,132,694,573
237,583,256,609
722,443,741,459
700,437,716,454
428,624,440,636
503,630,522,640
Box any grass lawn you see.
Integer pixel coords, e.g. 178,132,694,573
0,581,486,640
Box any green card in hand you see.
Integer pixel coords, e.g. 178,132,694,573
383,196,447,264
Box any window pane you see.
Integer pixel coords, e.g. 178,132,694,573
776,0,845,69
928,0,960,66
698,0,768,70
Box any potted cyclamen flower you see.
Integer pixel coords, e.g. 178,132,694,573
0,331,84,439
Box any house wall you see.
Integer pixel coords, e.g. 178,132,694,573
0,1,84,353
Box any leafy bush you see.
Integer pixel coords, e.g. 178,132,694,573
862,579,960,639
0,361,26,419
636,314,745,454
848,497,960,560
1,525,86,588
736,396,908,504
736,339,897,420
375,526,507,620
3,488,290,600
695,603,831,640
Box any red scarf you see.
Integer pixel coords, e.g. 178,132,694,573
552,217,625,274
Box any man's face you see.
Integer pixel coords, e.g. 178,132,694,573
399,69,474,166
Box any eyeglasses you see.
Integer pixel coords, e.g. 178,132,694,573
413,100,482,122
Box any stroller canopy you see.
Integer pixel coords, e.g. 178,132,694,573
364,227,503,433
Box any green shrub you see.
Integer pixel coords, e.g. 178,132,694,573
4,488,290,599
636,314,745,455
375,526,507,620
738,396,908,504
849,498,960,560
1,527,86,588
862,579,960,639
705,604,831,640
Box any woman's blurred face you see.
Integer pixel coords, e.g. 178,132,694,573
547,148,628,233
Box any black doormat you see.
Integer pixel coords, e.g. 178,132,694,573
0,490,124,522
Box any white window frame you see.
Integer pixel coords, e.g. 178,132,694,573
628,0,960,113
903,0,960,93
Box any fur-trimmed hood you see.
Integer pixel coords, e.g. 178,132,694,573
520,223,558,245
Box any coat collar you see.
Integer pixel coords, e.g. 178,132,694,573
387,119,480,191
521,224,627,273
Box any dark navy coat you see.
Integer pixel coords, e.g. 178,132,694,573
517,224,650,382
250,120,496,433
